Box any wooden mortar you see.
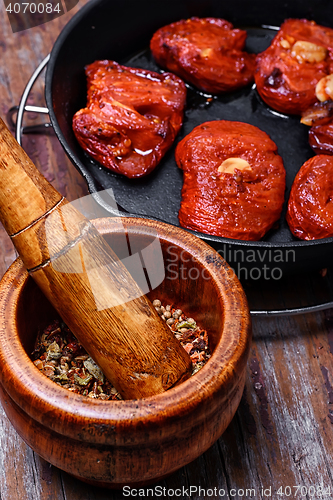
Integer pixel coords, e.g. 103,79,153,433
0,217,252,487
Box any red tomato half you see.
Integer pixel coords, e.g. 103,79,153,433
150,17,255,94
255,19,333,115
72,61,186,178
309,122,333,155
175,121,286,241
287,155,333,240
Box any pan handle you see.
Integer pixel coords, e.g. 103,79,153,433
7,105,51,137
6,54,51,145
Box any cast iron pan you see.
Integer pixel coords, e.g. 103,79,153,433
44,0,333,278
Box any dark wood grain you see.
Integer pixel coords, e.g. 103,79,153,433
1,1,333,499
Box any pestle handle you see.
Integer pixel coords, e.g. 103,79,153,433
0,117,192,399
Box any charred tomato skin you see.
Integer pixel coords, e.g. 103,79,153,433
150,17,255,94
72,60,186,178
175,120,286,241
255,19,333,115
287,155,333,240
309,122,333,155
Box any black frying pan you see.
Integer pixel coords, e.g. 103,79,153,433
44,0,333,278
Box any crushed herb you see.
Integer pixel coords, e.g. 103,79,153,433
31,301,211,399
152,300,211,374
31,320,121,400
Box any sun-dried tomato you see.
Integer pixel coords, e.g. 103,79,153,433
175,120,286,241
150,17,255,94
72,61,186,178
286,154,333,239
255,19,333,114
309,121,333,154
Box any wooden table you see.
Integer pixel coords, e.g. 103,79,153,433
1,2,333,499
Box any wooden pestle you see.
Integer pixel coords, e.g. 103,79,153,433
0,117,192,399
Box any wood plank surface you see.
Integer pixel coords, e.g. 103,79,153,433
1,2,333,499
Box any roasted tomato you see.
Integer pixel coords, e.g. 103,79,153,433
175,121,286,241
150,17,255,94
255,19,333,115
287,155,333,239
309,122,333,154
300,78,333,154
301,100,333,126
72,61,186,178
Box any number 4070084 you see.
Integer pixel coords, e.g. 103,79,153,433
277,485,331,497
6,3,61,14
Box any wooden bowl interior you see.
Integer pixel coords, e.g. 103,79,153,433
103,230,223,352
16,227,224,361
16,278,60,356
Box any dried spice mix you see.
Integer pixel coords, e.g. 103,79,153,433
31,301,211,399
